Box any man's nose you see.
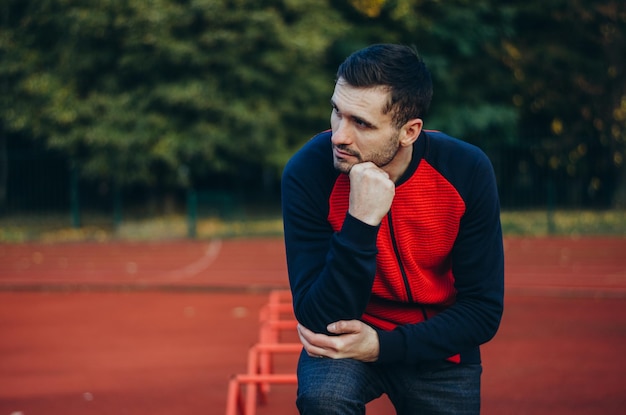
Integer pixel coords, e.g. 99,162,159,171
331,120,352,146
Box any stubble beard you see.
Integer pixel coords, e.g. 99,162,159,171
333,132,401,174
333,146,361,174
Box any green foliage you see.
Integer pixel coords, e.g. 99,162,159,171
500,0,626,206
1,0,625,209
500,209,626,237
1,0,347,188
329,0,520,148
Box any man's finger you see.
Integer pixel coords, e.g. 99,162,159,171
298,324,332,357
327,319,359,334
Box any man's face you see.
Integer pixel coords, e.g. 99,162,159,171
330,78,400,174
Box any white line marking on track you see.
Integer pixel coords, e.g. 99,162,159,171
164,239,222,281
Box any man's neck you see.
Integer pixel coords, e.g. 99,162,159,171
384,144,414,183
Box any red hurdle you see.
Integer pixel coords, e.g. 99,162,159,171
225,290,301,415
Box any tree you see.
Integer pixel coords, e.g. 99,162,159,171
2,0,624,212
338,0,625,208
500,0,626,207
0,0,347,205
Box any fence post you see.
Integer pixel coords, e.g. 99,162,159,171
187,189,197,238
113,180,122,229
546,178,556,235
70,164,81,228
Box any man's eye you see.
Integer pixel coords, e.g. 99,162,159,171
355,119,368,128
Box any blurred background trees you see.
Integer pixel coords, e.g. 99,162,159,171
1,0,624,217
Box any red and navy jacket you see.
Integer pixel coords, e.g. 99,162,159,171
281,129,504,364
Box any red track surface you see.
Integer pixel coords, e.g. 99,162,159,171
1,236,625,414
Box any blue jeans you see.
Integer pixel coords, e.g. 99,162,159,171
296,350,482,415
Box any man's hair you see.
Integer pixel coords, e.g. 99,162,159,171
336,44,433,129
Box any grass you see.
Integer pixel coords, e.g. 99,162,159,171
500,209,626,237
0,212,285,243
0,209,624,243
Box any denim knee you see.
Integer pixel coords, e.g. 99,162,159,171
297,389,365,414
296,352,377,415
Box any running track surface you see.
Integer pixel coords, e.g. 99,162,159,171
1,236,625,414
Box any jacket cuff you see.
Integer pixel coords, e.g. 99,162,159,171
376,329,406,364
340,212,380,250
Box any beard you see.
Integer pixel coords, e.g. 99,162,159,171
333,131,400,174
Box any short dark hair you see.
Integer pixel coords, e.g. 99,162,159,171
336,44,433,128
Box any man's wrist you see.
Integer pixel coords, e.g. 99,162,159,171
375,329,406,364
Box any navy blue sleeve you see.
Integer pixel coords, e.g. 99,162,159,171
377,142,505,364
281,133,380,334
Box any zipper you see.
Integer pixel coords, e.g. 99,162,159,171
387,210,429,320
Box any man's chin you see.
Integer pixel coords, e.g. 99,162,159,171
333,159,353,174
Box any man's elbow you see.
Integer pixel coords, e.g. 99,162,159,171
293,305,333,335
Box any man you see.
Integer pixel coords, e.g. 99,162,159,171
281,44,504,415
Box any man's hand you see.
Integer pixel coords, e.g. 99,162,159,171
348,162,395,226
297,320,380,362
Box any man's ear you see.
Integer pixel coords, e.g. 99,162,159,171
400,118,423,147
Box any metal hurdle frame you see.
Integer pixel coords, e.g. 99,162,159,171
225,290,301,415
